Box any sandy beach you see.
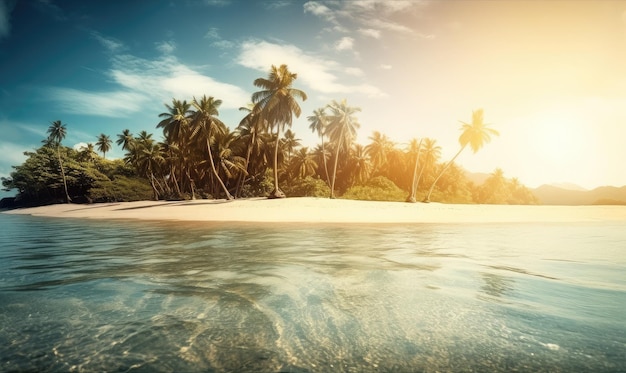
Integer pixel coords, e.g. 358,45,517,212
4,197,626,224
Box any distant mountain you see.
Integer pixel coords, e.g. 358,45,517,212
549,182,587,191
532,184,626,205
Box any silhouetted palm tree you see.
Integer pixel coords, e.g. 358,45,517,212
96,133,112,159
325,99,361,198
190,95,232,200
424,109,499,202
308,107,330,185
116,129,134,151
46,120,71,203
252,64,307,199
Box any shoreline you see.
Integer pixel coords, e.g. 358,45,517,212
3,197,626,224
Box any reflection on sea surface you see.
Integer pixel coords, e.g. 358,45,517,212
0,215,625,372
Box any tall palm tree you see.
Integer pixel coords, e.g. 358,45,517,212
190,95,232,200
137,142,164,200
424,109,499,202
235,104,267,197
325,99,361,199
252,64,307,199
415,138,441,194
406,138,423,203
158,99,192,145
365,131,394,177
96,133,112,159
116,129,134,151
308,107,331,185
46,120,71,203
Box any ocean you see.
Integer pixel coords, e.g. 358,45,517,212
0,211,625,372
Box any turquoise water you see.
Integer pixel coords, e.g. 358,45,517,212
0,212,625,372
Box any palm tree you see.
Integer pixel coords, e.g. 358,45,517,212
347,144,371,186
116,129,134,151
46,120,71,203
282,129,301,161
252,64,307,199
365,131,394,177
235,104,267,197
325,99,361,198
190,95,232,200
406,138,423,203
308,107,331,185
158,99,192,145
96,134,112,159
416,138,441,192
137,142,164,200
79,143,98,163
424,109,499,202
288,147,318,179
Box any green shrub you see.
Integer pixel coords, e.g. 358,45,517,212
88,176,153,202
282,176,331,197
342,176,406,202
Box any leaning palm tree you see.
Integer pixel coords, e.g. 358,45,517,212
424,109,499,202
308,107,331,185
46,120,71,203
96,133,112,159
190,95,232,200
252,64,307,199
325,99,361,199
235,104,268,197
137,142,165,200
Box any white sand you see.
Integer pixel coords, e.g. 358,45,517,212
4,197,626,224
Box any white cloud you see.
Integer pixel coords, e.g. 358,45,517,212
358,28,380,39
345,67,364,76
379,64,392,70
303,1,334,21
335,36,354,51
156,40,176,54
46,88,148,117
203,0,230,6
204,27,234,49
43,50,251,117
237,40,386,98
91,32,124,52
0,141,29,166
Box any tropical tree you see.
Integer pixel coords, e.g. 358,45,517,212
365,131,394,177
424,109,499,202
406,138,423,203
46,120,71,203
235,104,268,197
79,143,98,163
416,138,441,192
325,99,361,198
282,129,301,161
308,107,330,185
116,129,134,151
96,134,112,159
190,95,232,200
251,64,307,199
288,147,318,179
136,141,164,200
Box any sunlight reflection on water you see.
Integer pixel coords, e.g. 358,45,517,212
0,214,625,372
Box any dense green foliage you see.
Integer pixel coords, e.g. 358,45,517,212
2,64,539,206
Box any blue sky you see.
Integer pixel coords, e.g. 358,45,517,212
2,0,626,199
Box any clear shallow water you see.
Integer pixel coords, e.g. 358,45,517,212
0,212,625,372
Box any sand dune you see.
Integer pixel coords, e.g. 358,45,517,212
4,197,626,224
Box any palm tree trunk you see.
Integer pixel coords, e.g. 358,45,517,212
269,126,285,199
185,169,196,200
206,139,232,200
236,131,256,198
57,147,71,203
149,172,159,201
424,145,466,202
407,139,423,203
321,137,331,186
330,128,344,199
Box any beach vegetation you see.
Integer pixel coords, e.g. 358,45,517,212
2,65,543,207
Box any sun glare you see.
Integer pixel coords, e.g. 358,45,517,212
533,111,588,166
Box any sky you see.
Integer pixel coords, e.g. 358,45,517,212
1,0,626,199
